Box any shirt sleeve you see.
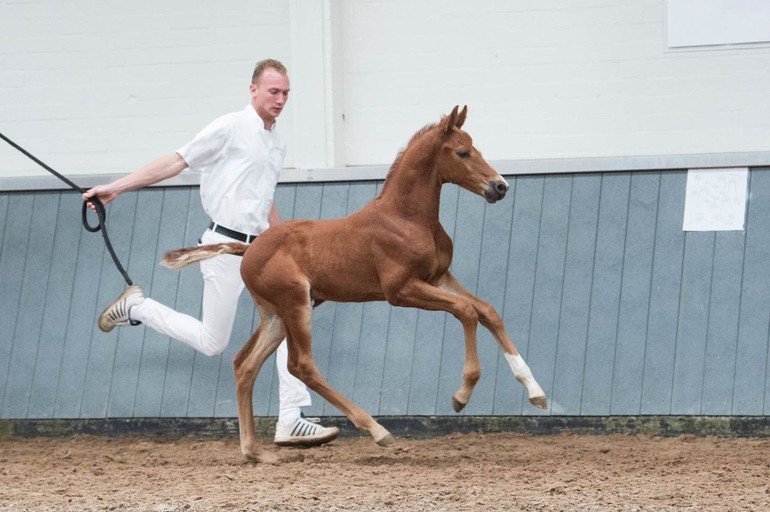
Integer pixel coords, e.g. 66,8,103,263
177,114,232,171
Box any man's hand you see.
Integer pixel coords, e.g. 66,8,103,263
83,184,119,211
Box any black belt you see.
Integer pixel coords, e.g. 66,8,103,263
208,222,258,243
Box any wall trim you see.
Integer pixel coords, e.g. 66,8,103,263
3,415,769,439
3,151,770,192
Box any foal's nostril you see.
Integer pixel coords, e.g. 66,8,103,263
484,179,509,203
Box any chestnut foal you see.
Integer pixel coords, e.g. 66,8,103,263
163,106,547,461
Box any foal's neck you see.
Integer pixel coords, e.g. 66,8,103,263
378,142,443,226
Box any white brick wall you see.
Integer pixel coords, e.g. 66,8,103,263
1,1,292,177
2,0,769,178
341,0,770,164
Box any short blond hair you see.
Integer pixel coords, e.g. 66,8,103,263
252,59,288,84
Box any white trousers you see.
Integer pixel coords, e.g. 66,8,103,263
130,228,311,425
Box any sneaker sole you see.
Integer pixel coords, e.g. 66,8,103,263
98,285,141,333
274,427,340,447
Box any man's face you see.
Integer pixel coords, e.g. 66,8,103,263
250,68,290,128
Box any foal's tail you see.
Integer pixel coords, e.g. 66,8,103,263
161,242,249,269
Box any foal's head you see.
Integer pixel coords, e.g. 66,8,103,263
434,106,508,203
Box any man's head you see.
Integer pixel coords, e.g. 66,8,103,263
250,59,290,129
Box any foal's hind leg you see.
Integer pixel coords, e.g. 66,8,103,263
280,303,394,447
233,305,287,462
440,272,547,410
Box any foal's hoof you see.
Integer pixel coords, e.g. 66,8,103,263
529,395,548,410
242,450,305,465
376,434,395,447
242,450,279,464
451,396,467,413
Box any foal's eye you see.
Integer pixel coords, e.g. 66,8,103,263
457,150,470,158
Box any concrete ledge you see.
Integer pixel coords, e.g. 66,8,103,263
3,152,770,191
2,416,769,439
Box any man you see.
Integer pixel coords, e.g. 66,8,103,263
84,59,338,448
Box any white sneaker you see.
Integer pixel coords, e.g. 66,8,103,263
274,417,339,447
98,285,145,332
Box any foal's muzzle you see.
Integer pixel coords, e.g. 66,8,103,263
484,179,509,203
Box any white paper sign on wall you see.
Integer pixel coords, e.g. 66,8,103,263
683,167,748,231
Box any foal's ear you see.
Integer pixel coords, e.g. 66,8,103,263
456,105,468,129
443,105,460,134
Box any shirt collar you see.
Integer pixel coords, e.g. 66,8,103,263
245,104,277,132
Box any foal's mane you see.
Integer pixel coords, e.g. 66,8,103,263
376,121,440,199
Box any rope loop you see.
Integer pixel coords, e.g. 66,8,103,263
2,131,133,286
82,197,104,233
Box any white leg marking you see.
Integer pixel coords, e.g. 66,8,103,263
504,353,545,400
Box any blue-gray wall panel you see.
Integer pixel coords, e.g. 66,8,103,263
672,232,714,414
551,174,601,415
132,188,192,417
107,188,163,418
734,170,770,414
52,224,99,417
611,173,659,414
159,192,206,417
2,169,770,421
582,173,630,415
497,176,542,415
702,231,744,415
471,177,516,416
27,195,81,418
527,175,572,417
351,302,391,414
0,194,33,416
380,307,419,415
641,172,685,414
435,186,485,416
2,193,58,418
81,192,138,418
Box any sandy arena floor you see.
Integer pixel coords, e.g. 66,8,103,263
1,432,768,511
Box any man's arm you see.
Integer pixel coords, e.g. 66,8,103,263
83,153,188,207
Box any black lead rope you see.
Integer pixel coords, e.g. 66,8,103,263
1,131,134,286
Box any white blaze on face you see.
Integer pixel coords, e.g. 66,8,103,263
504,353,545,401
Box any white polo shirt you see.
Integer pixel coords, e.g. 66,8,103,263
177,104,286,236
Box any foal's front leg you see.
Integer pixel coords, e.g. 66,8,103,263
440,273,547,409
385,278,485,412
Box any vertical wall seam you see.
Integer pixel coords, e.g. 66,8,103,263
0,198,33,416
521,177,545,415
608,174,632,415
639,172,663,412
729,170,751,416
579,174,604,415
669,228,688,415
491,176,517,415
78,217,109,418
698,233,718,414
52,207,85,418
549,175,574,416
24,193,62,418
